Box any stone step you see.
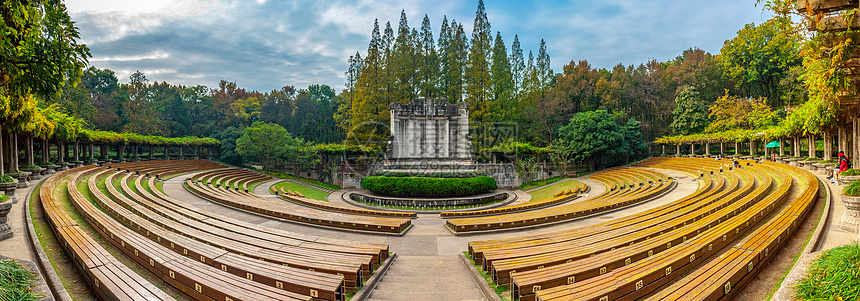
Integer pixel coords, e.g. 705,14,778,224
374,279,477,291
367,289,485,301
376,275,463,284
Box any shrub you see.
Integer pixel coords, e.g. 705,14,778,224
0,175,15,183
844,181,860,196
38,162,54,167
802,157,819,161
819,159,836,164
795,242,860,300
841,169,860,176
20,165,42,170
362,176,497,197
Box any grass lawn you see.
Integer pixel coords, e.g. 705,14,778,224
529,179,585,202
272,181,330,201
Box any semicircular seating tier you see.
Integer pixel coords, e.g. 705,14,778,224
465,157,819,301
444,167,676,233
181,167,413,233
440,180,588,218
42,159,399,301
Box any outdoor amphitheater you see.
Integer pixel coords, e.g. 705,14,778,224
4,0,860,300
2,148,854,301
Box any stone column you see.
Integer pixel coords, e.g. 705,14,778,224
179,146,184,157
764,142,769,156
779,138,785,156
735,142,741,155
661,145,666,155
73,141,80,162
720,142,725,155
118,145,124,161
808,134,816,159
705,143,710,156
675,144,680,155
57,141,64,163
25,136,34,166
749,140,756,156
824,131,833,161
149,145,154,159
854,117,860,168
10,132,18,172
690,143,695,155
42,139,49,163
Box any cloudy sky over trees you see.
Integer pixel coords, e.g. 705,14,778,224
66,0,771,91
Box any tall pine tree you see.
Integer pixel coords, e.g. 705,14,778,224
510,35,525,99
419,15,439,98
490,32,514,122
466,0,492,123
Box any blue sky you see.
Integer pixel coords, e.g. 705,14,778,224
65,0,772,92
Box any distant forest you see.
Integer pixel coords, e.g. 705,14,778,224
47,1,803,151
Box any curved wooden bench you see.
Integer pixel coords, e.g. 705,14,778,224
187,180,412,233
135,175,389,265
94,170,363,291
643,162,819,301
66,167,315,301
440,180,587,218
446,167,676,233
526,163,796,301
40,167,176,301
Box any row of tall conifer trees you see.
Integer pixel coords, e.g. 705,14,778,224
337,0,554,141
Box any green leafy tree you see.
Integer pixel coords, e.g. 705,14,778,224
211,126,244,166
556,110,645,170
706,92,777,132
236,122,293,171
670,86,709,135
720,19,802,107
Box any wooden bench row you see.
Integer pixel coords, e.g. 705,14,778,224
40,167,177,301
134,175,390,265
467,158,726,266
93,170,367,291
278,192,417,218
643,161,819,301
65,167,317,301
439,180,588,218
506,166,771,301
186,180,412,233
528,161,800,301
484,170,745,286
446,167,676,232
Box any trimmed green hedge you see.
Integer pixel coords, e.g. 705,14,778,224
362,176,497,197
371,170,489,178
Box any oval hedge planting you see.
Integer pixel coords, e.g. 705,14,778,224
362,176,498,197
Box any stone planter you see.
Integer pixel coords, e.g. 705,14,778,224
21,168,44,180
72,161,84,168
40,164,56,175
0,201,11,240
0,181,18,204
787,158,804,166
132,157,140,162
840,194,860,232
800,160,820,170
9,172,30,188
56,162,68,171
839,175,860,185
85,159,96,166
813,163,834,176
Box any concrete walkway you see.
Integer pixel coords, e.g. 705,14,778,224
0,180,39,262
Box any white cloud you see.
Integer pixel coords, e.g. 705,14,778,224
89,51,170,62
